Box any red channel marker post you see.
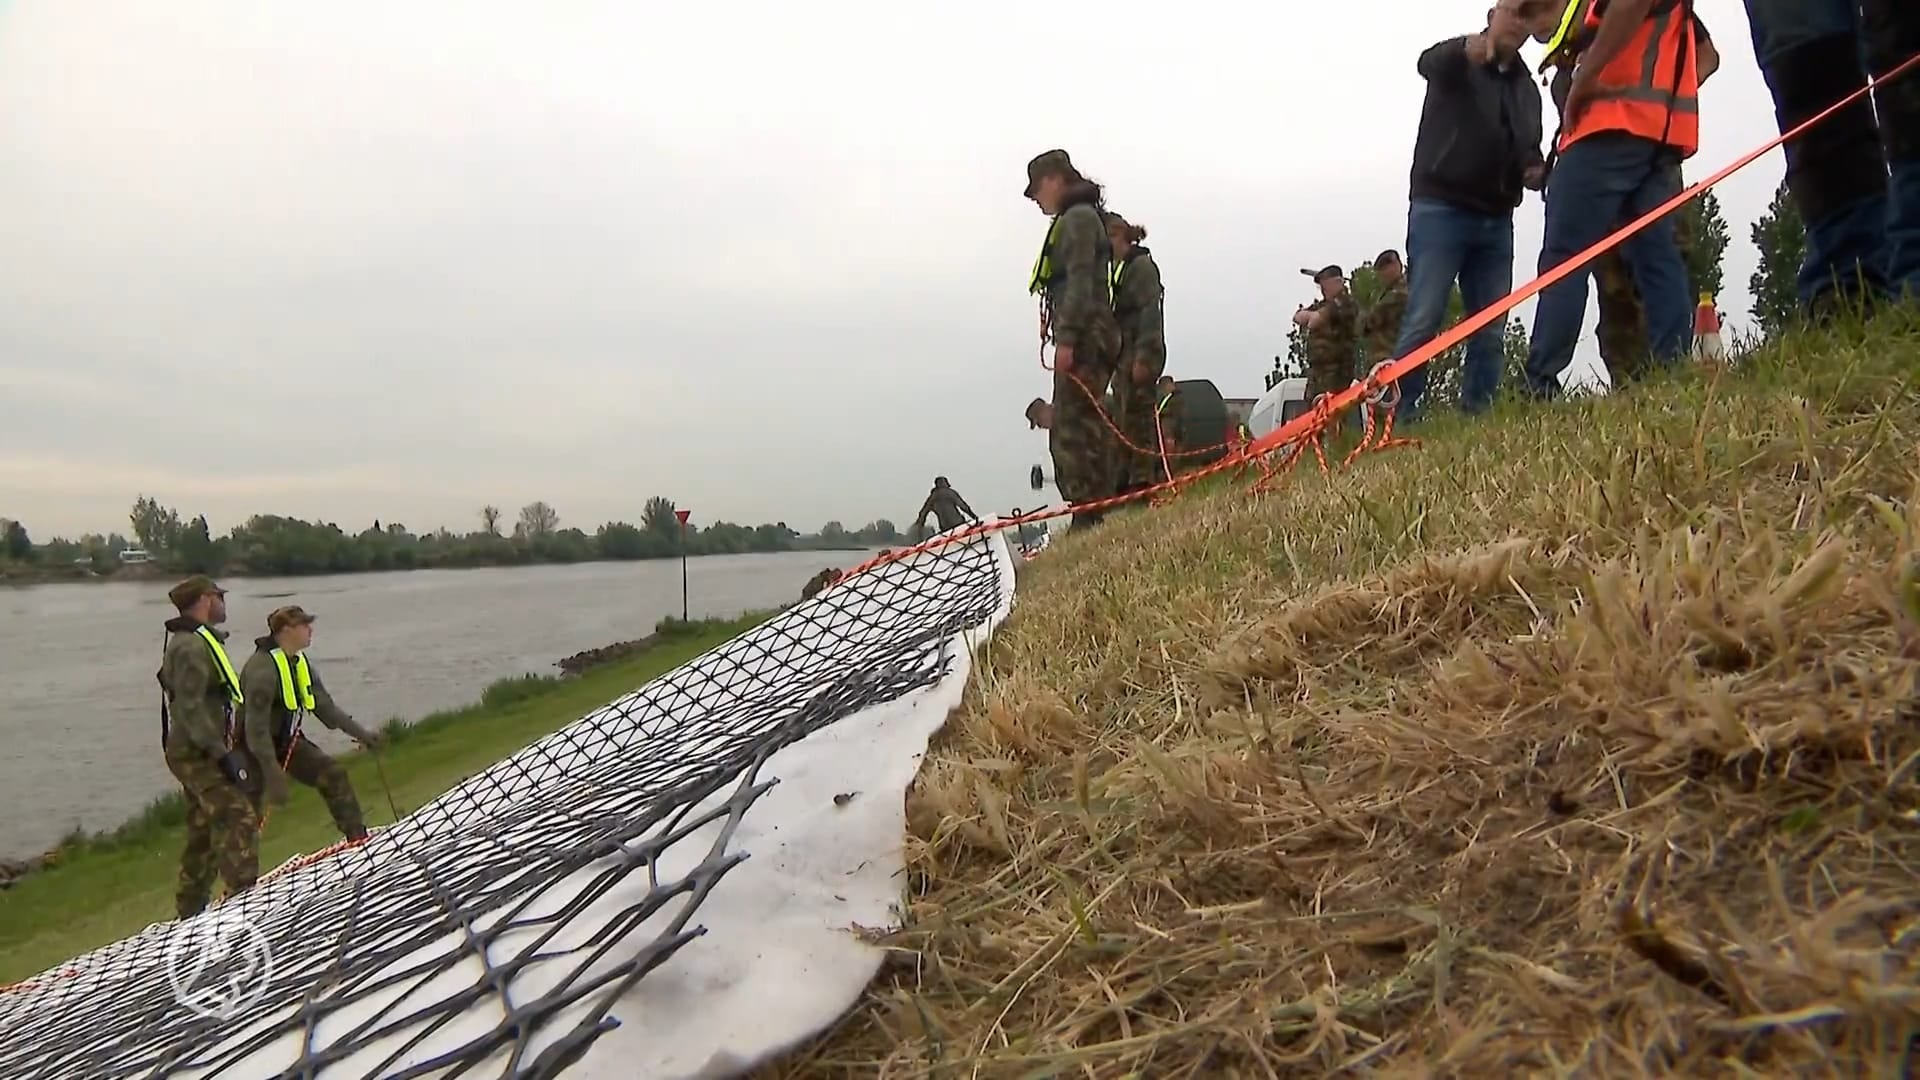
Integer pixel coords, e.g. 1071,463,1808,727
674,508,692,621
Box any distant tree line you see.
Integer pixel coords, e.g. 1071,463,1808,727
0,496,902,579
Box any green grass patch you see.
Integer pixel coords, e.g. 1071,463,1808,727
0,610,772,984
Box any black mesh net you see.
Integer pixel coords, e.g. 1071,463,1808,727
0,532,1009,1080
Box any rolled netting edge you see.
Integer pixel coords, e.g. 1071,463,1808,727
0,524,1017,1080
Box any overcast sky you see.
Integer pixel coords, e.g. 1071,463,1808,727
0,1,1786,540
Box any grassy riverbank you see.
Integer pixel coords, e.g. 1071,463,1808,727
0,611,772,984
771,312,1920,1076
0,561,167,586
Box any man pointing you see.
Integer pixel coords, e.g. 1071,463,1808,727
1389,3,1543,423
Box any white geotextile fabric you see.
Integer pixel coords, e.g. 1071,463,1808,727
0,524,1016,1079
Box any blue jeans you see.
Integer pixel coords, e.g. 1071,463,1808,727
1526,134,1692,397
1391,198,1513,423
1745,0,1920,302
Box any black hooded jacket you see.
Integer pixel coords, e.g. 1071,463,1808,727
1407,36,1545,216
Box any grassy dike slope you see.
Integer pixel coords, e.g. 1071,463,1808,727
0,613,770,985
772,315,1920,1077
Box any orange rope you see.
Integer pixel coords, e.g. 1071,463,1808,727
257,833,370,887
1240,45,1920,468
255,730,301,834
1045,352,1234,462
0,968,77,996
8,44,1918,1007
841,48,1920,584
1037,295,1234,464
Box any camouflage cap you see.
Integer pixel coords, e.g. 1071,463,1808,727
168,574,226,610
1024,148,1073,198
267,605,316,634
1373,248,1402,268
1301,264,1346,283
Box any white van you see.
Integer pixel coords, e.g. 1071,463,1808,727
1246,377,1308,438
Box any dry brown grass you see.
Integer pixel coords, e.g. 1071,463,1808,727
766,314,1920,1078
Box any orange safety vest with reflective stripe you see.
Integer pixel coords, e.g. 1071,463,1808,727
1559,0,1698,158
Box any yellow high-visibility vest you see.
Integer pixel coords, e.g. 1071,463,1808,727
1029,213,1114,304
269,648,316,712
195,625,244,704
1541,0,1589,58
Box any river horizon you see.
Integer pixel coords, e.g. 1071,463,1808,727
0,551,867,859
0,545,877,589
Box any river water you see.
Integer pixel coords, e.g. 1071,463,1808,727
0,552,859,859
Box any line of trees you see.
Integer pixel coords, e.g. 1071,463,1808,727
1,497,904,579
1747,178,1805,338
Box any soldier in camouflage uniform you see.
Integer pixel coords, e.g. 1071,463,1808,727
1360,249,1410,367
240,605,383,842
1587,190,1698,386
1102,211,1167,494
913,476,979,537
1528,0,1718,387
157,575,259,919
801,568,841,600
1025,148,1121,529
1294,264,1360,404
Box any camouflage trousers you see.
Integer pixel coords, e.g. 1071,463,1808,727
1303,352,1354,406
1593,250,1649,385
1051,345,1118,514
1597,168,1698,387
249,736,367,840
167,747,260,919
1108,364,1165,488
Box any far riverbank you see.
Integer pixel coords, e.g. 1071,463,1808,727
0,545,875,588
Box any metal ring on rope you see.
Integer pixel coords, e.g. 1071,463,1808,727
1365,360,1401,410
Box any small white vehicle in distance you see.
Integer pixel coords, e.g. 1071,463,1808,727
1246,376,1308,439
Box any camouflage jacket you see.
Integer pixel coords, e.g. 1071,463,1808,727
917,487,978,532
158,616,240,759
1039,200,1119,351
1360,278,1409,363
1112,248,1167,378
239,638,357,770
1306,290,1360,369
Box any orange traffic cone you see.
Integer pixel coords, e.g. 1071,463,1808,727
1692,292,1726,370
